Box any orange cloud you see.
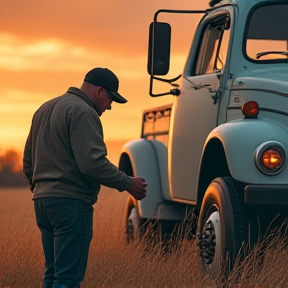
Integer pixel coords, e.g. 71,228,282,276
0,33,147,76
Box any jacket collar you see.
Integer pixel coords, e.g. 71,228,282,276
66,87,100,115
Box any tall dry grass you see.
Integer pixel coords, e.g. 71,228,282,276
1,187,288,288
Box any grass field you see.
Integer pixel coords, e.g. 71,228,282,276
1,187,288,288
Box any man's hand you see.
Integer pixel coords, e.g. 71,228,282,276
127,177,147,200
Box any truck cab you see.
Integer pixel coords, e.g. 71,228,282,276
119,0,288,275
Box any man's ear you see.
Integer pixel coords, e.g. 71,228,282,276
95,87,103,99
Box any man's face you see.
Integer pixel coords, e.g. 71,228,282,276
96,87,113,116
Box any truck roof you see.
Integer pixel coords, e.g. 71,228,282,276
209,0,287,8
209,0,234,7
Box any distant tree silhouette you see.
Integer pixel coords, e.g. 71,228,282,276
0,149,27,187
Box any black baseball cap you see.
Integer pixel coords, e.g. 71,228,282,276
84,67,127,103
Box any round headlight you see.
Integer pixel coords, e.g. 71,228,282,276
254,141,286,175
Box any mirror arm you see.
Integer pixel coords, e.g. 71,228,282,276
154,9,206,22
149,74,182,97
153,74,181,83
149,75,171,97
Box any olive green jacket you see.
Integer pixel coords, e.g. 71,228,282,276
23,87,132,205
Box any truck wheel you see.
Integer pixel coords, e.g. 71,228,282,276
197,177,246,277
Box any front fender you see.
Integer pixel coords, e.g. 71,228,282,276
206,118,288,184
119,139,164,219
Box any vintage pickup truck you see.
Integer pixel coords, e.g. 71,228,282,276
118,0,288,275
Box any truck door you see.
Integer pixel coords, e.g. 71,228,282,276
169,13,231,202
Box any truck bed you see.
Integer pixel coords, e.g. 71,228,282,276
141,103,172,146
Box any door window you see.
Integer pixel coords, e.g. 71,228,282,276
193,14,231,76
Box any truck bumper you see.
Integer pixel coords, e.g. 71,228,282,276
244,184,288,205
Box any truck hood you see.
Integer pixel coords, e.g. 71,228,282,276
232,65,288,96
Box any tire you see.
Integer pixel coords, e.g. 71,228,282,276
197,177,246,277
126,207,140,243
126,205,150,243
124,161,148,244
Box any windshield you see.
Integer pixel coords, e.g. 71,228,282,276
245,3,288,62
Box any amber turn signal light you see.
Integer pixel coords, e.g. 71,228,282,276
262,149,282,171
241,101,259,118
254,141,286,175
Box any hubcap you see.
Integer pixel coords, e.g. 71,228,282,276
198,211,221,273
126,207,139,243
199,219,216,264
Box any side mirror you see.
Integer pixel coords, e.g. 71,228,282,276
147,22,171,76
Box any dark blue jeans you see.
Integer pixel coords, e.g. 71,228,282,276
34,197,93,285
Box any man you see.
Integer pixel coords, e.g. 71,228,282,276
23,67,147,288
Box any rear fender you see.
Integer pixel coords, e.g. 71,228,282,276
119,139,164,219
119,139,185,220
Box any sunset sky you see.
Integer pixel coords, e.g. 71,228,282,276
0,0,206,155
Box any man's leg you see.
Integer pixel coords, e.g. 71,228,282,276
42,198,93,286
34,199,56,287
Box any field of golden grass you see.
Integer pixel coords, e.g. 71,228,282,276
1,187,288,288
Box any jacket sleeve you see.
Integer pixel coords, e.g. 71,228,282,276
70,109,133,191
22,127,35,192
